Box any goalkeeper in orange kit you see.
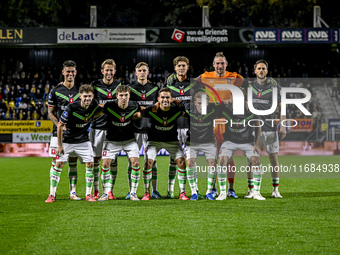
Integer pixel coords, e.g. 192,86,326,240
197,52,244,198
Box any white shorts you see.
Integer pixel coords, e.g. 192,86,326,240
89,129,106,157
185,142,217,160
146,141,184,162
219,141,259,161
48,136,58,158
56,141,94,163
134,133,148,151
177,128,188,145
102,139,140,159
259,131,279,154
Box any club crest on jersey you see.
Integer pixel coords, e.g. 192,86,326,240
51,149,56,155
141,90,146,100
102,151,107,156
179,86,185,95
68,94,74,103
257,92,262,98
198,117,203,122
120,116,125,122
107,92,112,99
163,120,167,126
84,116,89,122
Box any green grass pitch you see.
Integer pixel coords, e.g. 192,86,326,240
0,155,339,254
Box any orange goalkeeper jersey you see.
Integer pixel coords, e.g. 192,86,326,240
198,71,244,103
198,71,244,146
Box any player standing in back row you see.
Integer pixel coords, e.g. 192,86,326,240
89,59,122,200
198,52,244,198
48,60,81,200
246,60,286,198
129,62,162,199
165,56,196,198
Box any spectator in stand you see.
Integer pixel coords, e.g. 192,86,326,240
23,84,30,95
17,109,26,120
32,109,40,120
8,98,16,110
40,100,48,119
15,84,23,98
312,107,322,131
0,98,7,114
4,109,11,120
36,88,43,101
29,87,37,102
3,84,10,95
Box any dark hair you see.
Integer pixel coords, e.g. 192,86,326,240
79,84,94,94
63,60,76,69
158,87,172,97
116,85,130,94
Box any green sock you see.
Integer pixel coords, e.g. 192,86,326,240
68,162,77,193
151,161,158,192
186,167,197,195
50,161,56,177
101,166,110,194
130,166,141,194
248,178,254,191
253,165,263,192
178,168,186,193
272,178,279,191
168,162,177,192
143,168,152,193
93,163,100,192
85,167,94,196
50,166,62,196
110,162,118,191
127,164,132,192
217,165,227,192
206,166,217,194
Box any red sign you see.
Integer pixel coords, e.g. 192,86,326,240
171,29,185,43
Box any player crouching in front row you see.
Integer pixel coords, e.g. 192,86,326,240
98,85,144,201
45,84,103,203
215,101,266,201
